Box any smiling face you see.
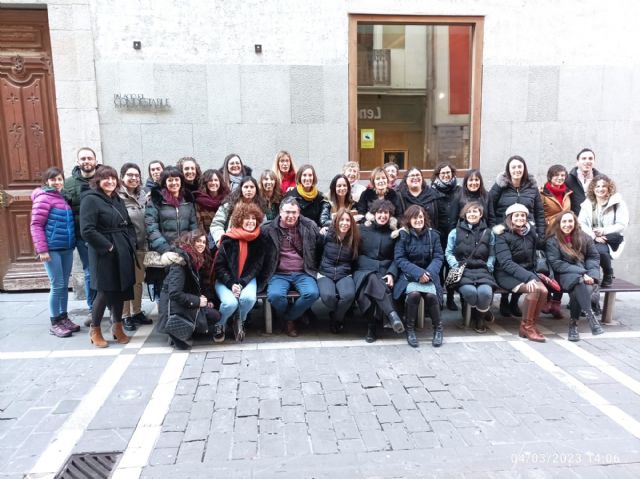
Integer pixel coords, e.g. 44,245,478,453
122,168,140,190
300,168,315,190
278,155,291,174
373,172,388,192
337,212,351,235
465,206,482,225
261,175,275,192
467,175,480,192
511,211,528,228
241,181,256,200
509,160,525,182
99,176,118,196
406,170,422,190
149,162,163,182
207,175,220,193
438,166,453,182
577,150,595,175
374,209,390,225
559,213,575,235
242,215,257,232
182,161,197,182
593,179,610,200
77,149,97,175
227,156,243,176
344,167,359,184
410,212,425,231
384,165,398,183
194,235,207,254
47,174,64,192
166,176,181,196
550,170,567,187
335,178,349,198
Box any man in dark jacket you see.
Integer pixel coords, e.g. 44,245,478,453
63,147,99,318
565,148,604,215
262,197,321,337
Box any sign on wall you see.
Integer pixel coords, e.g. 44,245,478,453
361,129,375,149
113,94,170,111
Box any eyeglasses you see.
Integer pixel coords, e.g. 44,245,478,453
125,173,140,178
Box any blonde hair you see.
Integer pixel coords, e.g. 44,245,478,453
272,150,297,183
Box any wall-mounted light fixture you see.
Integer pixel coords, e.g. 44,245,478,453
254,44,262,54
133,41,141,50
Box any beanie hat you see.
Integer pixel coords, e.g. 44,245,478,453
505,203,529,217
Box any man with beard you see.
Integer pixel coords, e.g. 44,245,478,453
64,147,99,323
565,148,605,215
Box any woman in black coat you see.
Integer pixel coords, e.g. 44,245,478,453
396,167,440,231
80,166,137,348
493,203,547,343
214,203,266,343
546,211,604,341
356,167,403,220
489,155,545,317
159,230,221,349
353,199,404,342
449,169,494,231
445,202,498,333
394,205,444,348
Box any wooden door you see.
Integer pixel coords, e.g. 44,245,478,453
0,10,61,290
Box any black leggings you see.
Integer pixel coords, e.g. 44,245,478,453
568,282,593,319
91,291,123,327
406,292,441,325
594,243,613,275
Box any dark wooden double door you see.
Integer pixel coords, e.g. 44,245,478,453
0,9,62,290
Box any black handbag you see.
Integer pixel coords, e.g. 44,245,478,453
604,233,623,251
535,250,550,275
446,230,486,287
165,303,196,341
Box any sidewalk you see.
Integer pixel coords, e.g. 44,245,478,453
2,292,640,478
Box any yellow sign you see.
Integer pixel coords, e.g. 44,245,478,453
361,129,375,149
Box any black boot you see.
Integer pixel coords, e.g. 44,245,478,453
601,273,613,288
388,311,405,334
473,309,487,333
365,320,377,343
509,293,523,317
123,317,137,331
446,289,458,311
586,310,604,335
568,319,580,342
405,295,420,347
432,321,443,347
499,294,512,317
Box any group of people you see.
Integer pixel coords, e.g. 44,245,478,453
30,146,628,349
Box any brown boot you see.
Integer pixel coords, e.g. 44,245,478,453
519,296,546,342
542,299,564,319
111,322,130,344
89,326,108,348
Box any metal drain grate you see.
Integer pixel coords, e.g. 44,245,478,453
55,452,122,479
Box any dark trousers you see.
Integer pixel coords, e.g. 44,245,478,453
318,276,356,322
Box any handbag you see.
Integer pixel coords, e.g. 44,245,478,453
604,232,623,251
537,272,561,292
164,301,196,341
445,230,487,287
535,250,550,275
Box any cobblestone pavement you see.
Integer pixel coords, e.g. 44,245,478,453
2,292,640,478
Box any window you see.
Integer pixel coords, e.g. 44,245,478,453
349,15,484,174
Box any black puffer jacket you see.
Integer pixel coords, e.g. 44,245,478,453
447,220,497,289
565,166,604,215
432,180,461,246
157,249,201,334
493,223,539,290
357,188,403,218
545,235,600,291
145,187,198,253
319,230,355,282
214,234,266,290
449,189,495,230
489,173,545,238
397,183,440,226
284,188,326,226
79,189,136,294
353,221,398,293
63,165,96,238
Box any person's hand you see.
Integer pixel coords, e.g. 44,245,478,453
199,295,208,307
595,236,607,244
419,272,430,284
383,274,394,288
526,279,539,292
108,245,114,252
232,284,242,298
320,227,328,235
593,227,604,237
39,252,51,262
583,274,594,285
207,302,214,309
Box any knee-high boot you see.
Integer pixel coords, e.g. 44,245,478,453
405,298,420,348
519,295,545,342
365,316,377,343
425,296,443,347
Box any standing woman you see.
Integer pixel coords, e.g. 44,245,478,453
272,150,297,194
318,209,359,334
394,205,445,348
80,166,137,348
30,167,78,337
356,167,402,219
396,167,439,228
449,169,493,231
320,174,356,229
220,153,253,192
354,199,404,343
489,155,545,317
445,202,497,333
214,203,266,342
258,169,282,221
493,204,547,342
176,157,202,193
285,164,326,226
539,164,572,319
118,163,151,331
546,211,604,341
193,169,229,233
578,175,629,288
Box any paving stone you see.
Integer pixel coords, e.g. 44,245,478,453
202,357,222,372
337,438,366,453
421,378,447,391
238,381,259,398
361,428,390,451
306,411,332,430
190,400,215,420
375,405,402,424
162,412,189,432
325,391,347,406
259,399,282,419
156,431,184,449
181,366,203,380
391,392,417,411
338,371,359,383
490,407,521,426
382,423,413,450
258,419,283,434
198,372,219,386
184,419,210,442
34,412,68,433
457,426,489,447
409,430,441,449
319,375,343,392
333,419,360,440
431,391,461,409
222,352,242,364
366,387,391,406
258,432,285,457
354,412,381,432
52,400,79,415
217,378,238,393
194,385,217,402
176,379,198,396
148,447,178,466
210,409,235,434
202,432,232,462
380,379,406,396
328,405,351,422
281,389,303,406
430,420,465,448
359,373,381,388
234,416,258,442
407,387,434,403
176,439,205,463
214,392,237,410
344,382,365,397
282,405,305,424
347,395,373,414
284,423,311,455
302,381,323,395
259,387,280,400
169,395,194,413
237,397,259,417
220,364,240,379
304,394,327,412
309,428,338,454
399,409,431,432
398,374,423,388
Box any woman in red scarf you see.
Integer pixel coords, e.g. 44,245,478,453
272,150,297,193
540,165,572,318
214,202,266,342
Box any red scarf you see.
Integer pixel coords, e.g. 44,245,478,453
563,234,572,245
222,226,261,277
193,189,227,212
161,188,183,208
177,242,204,271
280,170,297,193
545,182,567,205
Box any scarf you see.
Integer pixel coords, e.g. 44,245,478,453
222,226,261,277
161,188,183,208
178,243,204,272
563,234,572,245
280,170,297,192
545,182,567,205
513,222,531,236
194,189,226,212
433,177,458,194
296,183,318,201
229,174,243,190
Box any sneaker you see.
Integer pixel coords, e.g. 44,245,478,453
132,311,152,325
59,316,81,333
49,320,72,338
123,317,137,331
213,324,225,343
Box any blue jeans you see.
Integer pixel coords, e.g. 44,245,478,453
75,238,93,310
43,249,74,317
215,278,257,326
267,272,319,321
458,284,493,312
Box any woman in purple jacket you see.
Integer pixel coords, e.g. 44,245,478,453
30,167,78,337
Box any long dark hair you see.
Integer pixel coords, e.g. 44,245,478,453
460,169,487,203
258,169,282,206
199,168,229,199
505,155,530,185
329,174,353,211
546,211,588,261
226,176,265,211
402,204,431,230
330,208,359,260
221,153,248,187
90,166,120,194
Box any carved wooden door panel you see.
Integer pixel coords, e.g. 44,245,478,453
0,10,61,290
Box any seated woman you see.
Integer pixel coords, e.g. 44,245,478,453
320,174,356,230
214,203,266,343
394,205,444,348
546,211,604,341
445,202,497,333
353,199,404,343
578,175,629,288
357,167,402,219
318,208,359,334
284,164,326,226
493,204,547,342
159,230,221,349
